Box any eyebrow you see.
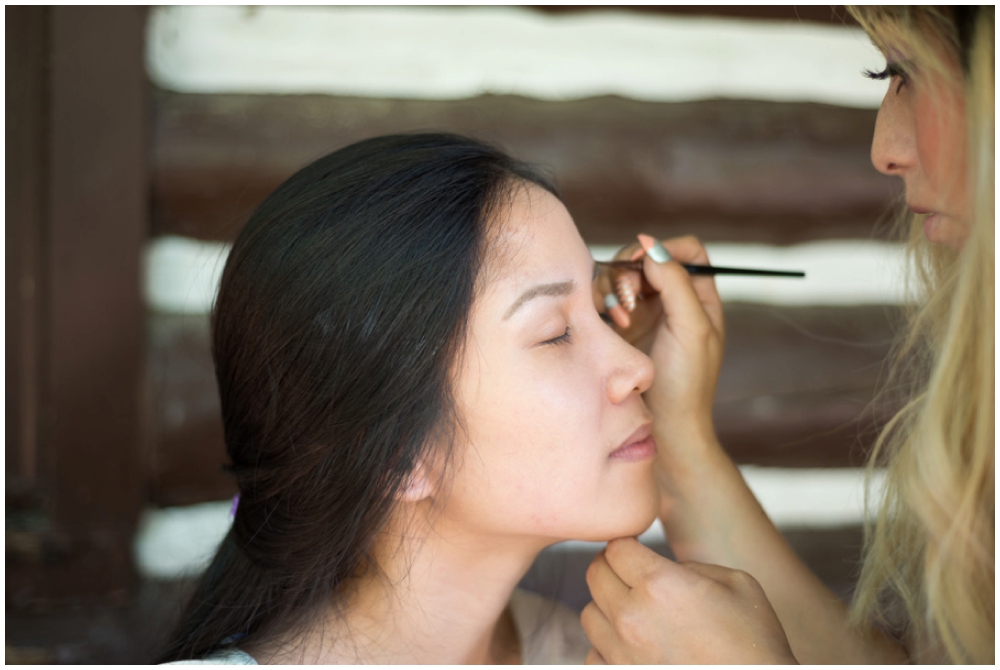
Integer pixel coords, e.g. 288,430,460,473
503,280,576,321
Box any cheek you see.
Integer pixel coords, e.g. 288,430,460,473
451,350,609,525
477,356,605,485
914,92,945,183
914,86,969,212
448,336,659,541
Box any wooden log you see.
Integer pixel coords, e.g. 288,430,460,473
148,313,234,506
148,303,899,506
6,6,149,608
6,6,47,485
152,92,901,246
716,303,901,467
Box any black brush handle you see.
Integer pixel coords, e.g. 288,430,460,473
597,260,805,278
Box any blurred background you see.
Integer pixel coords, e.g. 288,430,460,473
7,5,906,663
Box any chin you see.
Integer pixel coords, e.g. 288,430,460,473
584,485,660,542
922,213,969,250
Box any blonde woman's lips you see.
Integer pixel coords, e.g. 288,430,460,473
609,424,656,461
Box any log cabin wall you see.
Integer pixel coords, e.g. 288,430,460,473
6,5,907,662
144,5,903,505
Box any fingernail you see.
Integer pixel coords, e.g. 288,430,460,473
611,306,631,328
615,275,637,312
637,234,672,264
604,294,631,328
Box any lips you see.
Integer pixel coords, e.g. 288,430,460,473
609,423,656,461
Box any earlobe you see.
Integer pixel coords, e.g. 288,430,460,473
398,463,435,503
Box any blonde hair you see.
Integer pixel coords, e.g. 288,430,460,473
847,7,994,664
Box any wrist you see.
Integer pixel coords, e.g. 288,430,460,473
652,415,720,461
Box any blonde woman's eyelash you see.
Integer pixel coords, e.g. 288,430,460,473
863,62,909,93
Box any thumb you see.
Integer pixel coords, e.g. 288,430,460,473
636,241,714,337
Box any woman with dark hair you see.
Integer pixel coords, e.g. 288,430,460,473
157,133,661,664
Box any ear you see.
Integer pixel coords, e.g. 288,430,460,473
397,462,435,503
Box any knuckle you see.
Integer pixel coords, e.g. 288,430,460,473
679,234,703,249
605,537,627,559
694,319,714,340
580,602,597,629
645,572,671,601
729,568,761,591
614,609,649,647
662,261,690,284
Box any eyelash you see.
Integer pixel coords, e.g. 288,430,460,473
863,62,909,93
541,327,572,347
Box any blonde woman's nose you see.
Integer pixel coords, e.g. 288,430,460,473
871,89,917,177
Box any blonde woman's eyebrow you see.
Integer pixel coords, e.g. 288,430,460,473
503,280,575,321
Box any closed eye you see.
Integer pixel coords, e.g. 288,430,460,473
540,327,572,347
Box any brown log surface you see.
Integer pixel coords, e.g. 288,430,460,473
7,6,149,608
149,303,900,505
152,92,901,246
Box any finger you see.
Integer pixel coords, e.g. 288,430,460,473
586,550,631,614
681,561,762,593
659,235,711,265
593,269,632,329
659,236,724,338
585,647,607,665
637,249,722,344
602,536,679,588
604,293,631,329
612,242,643,263
614,273,639,313
580,601,622,664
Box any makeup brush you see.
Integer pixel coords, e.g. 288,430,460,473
597,259,805,278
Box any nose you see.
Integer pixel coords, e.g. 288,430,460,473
871,87,917,177
604,330,654,405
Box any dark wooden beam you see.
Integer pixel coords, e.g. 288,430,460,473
152,92,900,246
148,303,898,506
7,6,149,608
6,7,48,487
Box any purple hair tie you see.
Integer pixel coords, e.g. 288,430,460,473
229,493,240,519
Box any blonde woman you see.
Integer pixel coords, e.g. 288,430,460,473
584,6,993,664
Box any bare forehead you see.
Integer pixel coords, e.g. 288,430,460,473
482,183,575,282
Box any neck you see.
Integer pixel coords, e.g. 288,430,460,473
254,507,548,664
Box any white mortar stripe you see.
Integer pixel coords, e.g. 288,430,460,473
147,6,889,108
134,467,885,579
146,237,911,315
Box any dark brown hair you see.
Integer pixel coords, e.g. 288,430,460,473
157,133,558,662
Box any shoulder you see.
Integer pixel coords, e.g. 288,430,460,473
162,649,258,665
509,588,590,665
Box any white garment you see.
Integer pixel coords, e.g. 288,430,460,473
509,587,591,664
165,588,589,665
